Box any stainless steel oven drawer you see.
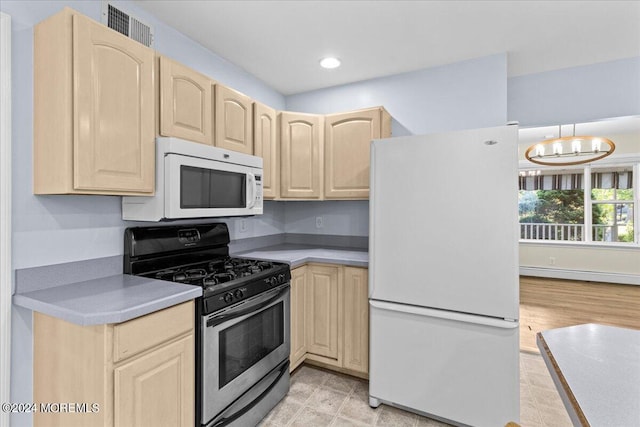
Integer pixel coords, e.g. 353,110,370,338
201,283,290,425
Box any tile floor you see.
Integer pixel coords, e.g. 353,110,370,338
260,352,572,427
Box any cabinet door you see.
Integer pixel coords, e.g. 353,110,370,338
290,266,307,370
215,84,253,154
343,267,369,374
160,56,213,145
254,102,279,199
280,112,322,198
73,14,154,193
324,108,389,199
306,265,340,360
114,334,194,427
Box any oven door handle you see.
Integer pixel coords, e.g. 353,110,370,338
210,360,289,427
206,284,288,328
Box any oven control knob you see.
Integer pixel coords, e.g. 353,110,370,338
223,292,234,304
234,289,244,299
270,277,278,287
278,274,285,284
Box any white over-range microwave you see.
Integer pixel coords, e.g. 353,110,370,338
122,137,263,221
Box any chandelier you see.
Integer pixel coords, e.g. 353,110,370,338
524,125,615,166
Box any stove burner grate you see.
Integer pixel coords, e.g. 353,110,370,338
152,257,277,288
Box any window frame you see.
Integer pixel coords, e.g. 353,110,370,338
518,155,640,247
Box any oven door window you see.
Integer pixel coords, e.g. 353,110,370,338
181,165,246,209
218,301,284,388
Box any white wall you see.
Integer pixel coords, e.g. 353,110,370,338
3,0,286,273
0,2,286,425
283,54,509,236
285,55,640,285
508,57,640,127
284,201,369,236
286,53,508,136
4,1,639,422
520,242,640,280
0,11,12,427
510,59,640,283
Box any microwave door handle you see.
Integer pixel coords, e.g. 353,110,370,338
247,173,257,209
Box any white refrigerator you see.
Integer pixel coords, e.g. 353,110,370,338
368,125,520,427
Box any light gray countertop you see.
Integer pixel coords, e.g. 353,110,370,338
13,274,202,326
235,243,368,269
13,239,366,327
537,324,640,427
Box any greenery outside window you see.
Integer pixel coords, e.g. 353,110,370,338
591,167,634,243
518,164,638,245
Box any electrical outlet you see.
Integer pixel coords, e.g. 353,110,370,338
315,216,323,229
239,219,248,233
549,257,556,266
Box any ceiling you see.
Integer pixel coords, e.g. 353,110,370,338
133,0,640,95
518,116,640,145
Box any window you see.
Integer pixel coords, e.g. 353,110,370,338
591,167,634,243
518,164,638,245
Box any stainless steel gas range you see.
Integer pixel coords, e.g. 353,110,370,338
124,223,290,427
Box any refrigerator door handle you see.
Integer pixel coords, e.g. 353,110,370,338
369,300,518,329
368,142,377,299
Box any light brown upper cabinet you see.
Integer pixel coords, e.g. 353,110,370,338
215,84,253,154
34,8,155,195
280,112,323,199
324,107,391,199
254,102,279,199
159,56,213,145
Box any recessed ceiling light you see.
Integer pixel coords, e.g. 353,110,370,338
320,57,341,69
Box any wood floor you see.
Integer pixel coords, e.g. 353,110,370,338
519,276,640,353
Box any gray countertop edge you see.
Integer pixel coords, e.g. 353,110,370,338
288,257,368,269
13,278,202,326
234,244,369,269
537,324,640,427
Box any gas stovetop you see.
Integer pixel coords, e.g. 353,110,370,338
146,256,290,308
124,223,291,314
151,257,282,288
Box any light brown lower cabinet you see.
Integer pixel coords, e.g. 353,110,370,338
342,267,369,374
290,266,308,370
33,301,195,427
306,264,341,362
289,264,369,378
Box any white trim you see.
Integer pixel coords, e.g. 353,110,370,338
584,164,592,243
634,162,640,244
520,267,640,286
0,12,11,427
520,240,640,251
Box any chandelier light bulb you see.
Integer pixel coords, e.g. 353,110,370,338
553,142,563,156
535,144,545,157
592,138,602,153
572,139,582,154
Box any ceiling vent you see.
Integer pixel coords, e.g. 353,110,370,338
101,2,154,48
